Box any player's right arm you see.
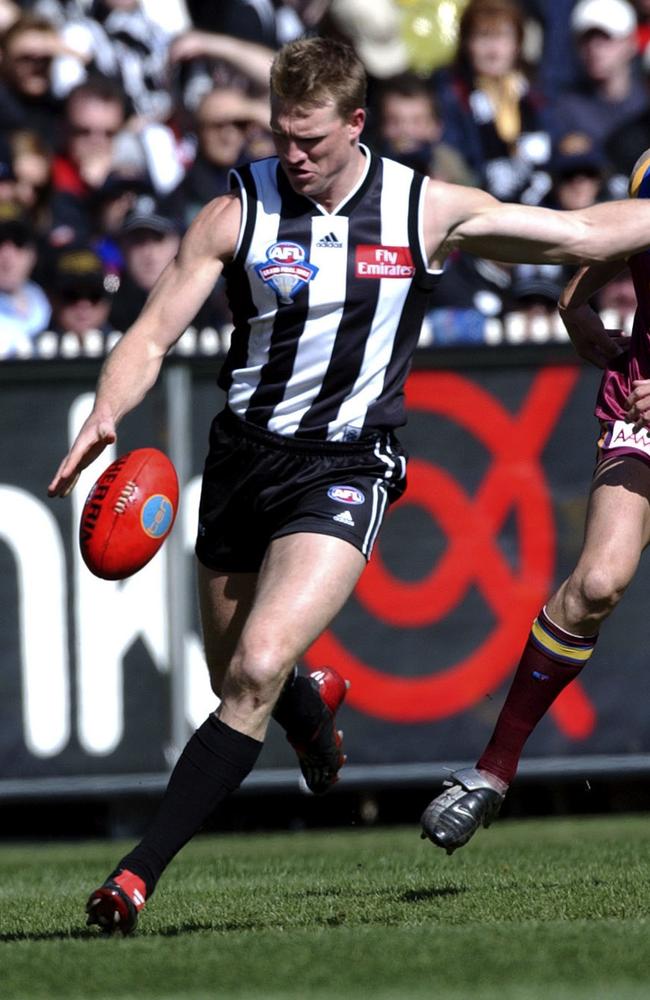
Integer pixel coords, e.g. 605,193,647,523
558,261,630,369
48,193,242,498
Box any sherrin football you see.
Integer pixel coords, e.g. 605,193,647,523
79,448,179,580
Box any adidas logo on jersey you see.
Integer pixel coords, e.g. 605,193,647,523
333,510,355,526
316,232,342,248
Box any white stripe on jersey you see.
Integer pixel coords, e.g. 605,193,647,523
268,215,350,435
418,177,443,279
327,158,414,440
227,162,282,415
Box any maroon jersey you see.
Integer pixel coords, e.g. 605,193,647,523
596,251,650,421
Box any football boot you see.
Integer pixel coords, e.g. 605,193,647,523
287,667,349,795
86,868,147,935
420,768,507,855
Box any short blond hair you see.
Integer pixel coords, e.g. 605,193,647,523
271,38,366,119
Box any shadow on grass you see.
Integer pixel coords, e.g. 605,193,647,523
0,921,220,942
0,885,467,942
401,886,466,902
0,928,94,942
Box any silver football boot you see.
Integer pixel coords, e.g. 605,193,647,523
420,768,507,855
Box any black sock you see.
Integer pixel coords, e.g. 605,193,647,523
272,669,325,743
116,715,262,896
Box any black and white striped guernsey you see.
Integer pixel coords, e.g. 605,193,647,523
220,146,441,442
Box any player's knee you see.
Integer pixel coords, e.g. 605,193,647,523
226,640,291,705
569,564,628,620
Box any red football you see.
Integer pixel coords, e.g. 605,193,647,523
79,448,179,580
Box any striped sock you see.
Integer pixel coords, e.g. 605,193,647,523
477,607,597,786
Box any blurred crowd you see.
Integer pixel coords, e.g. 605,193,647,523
0,0,647,358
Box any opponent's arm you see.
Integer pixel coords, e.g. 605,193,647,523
425,181,650,266
48,194,241,498
559,261,630,369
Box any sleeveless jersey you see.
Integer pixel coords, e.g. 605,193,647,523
596,250,650,422
219,147,441,441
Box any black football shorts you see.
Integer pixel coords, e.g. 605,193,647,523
195,408,407,572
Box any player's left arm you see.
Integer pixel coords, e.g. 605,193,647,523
559,261,630,369
424,180,650,265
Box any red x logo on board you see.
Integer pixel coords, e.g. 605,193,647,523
306,368,595,740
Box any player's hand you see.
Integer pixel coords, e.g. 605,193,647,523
47,417,116,498
625,379,650,432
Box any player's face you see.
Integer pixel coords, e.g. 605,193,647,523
271,98,365,204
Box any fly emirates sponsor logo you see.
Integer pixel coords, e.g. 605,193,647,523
355,245,415,279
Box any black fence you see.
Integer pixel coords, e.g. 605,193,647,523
2,345,649,802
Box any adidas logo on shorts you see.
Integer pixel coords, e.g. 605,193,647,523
333,510,355,526
316,232,342,248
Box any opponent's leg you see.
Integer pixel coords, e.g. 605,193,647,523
422,456,650,853
88,533,364,933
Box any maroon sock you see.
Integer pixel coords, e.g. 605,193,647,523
477,607,597,786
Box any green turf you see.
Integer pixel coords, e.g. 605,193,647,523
2,816,650,999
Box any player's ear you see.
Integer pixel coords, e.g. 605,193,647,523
347,107,365,141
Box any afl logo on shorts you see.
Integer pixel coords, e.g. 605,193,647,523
328,485,365,505
255,241,318,304
141,494,175,538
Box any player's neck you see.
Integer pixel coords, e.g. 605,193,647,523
317,145,367,213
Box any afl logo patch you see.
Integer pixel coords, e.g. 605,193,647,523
141,494,175,538
328,485,365,505
255,241,318,304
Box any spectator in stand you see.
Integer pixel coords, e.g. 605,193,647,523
0,136,18,203
9,128,53,235
519,0,581,101
433,0,553,205
542,131,609,210
176,86,269,226
168,27,275,114
50,77,129,242
554,0,648,148
110,194,228,336
89,169,151,280
0,14,66,147
109,195,181,332
425,253,565,345
503,266,564,342
183,0,316,49
44,243,114,341
371,73,476,183
0,201,50,357
48,0,175,123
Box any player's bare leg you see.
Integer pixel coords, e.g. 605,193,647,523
422,455,650,854
87,533,363,933
197,564,258,698
198,553,352,792
216,531,362,738
546,456,650,633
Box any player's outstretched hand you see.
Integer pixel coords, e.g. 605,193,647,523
47,417,116,498
626,379,650,432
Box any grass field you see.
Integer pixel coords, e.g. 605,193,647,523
2,814,650,1000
